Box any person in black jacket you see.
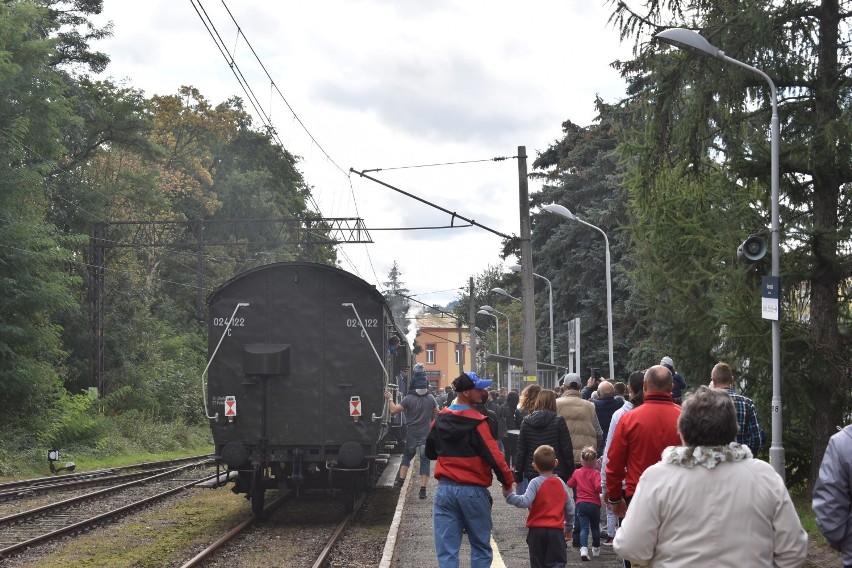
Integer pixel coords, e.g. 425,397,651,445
514,389,574,494
473,400,499,441
592,381,624,455
499,390,520,467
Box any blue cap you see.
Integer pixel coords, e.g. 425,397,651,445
452,372,492,392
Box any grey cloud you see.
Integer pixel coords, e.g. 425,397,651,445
315,55,550,146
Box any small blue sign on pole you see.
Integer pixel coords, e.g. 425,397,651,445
761,276,780,321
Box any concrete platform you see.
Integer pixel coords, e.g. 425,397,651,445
378,454,404,487
381,456,625,567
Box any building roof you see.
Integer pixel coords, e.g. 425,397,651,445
415,312,461,330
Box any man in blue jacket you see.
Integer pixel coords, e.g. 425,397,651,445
813,423,852,568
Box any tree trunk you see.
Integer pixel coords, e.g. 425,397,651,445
807,0,845,493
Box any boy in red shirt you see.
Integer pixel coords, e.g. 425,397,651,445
504,445,575,568
567,446,602,560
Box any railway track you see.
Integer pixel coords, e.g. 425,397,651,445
0,454,213,502
0,459,215,559
178,491,366,568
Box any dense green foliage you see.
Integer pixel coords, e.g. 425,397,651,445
613,0,851,487
454,0,852,489
523,0,851,486
530,101,633,377
0,1,332,470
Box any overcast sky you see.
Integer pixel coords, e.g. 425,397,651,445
92,0,632,308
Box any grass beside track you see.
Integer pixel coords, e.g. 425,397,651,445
11,485,249,568
0,446,214,482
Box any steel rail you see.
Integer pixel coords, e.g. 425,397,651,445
178,495,286,568
311,511,354,568
0,471,219,558
0,454,213,492
0,460,211,528
178,491,364,568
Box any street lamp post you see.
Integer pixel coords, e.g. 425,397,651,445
542,204,614,383
480,305,512,390
510,264,554,364
654,27,783,479
491,287,521,302
475,314,500,388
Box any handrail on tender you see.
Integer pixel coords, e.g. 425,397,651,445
342,302,390,423
201,302,250,420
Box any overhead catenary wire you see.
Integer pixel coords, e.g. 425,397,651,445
190,1,526,288
218,0,349,179
193,0,388,285
408,287,465,296
361,155,516,173
366,224,472,231
350,169,514,241
189,0,326,216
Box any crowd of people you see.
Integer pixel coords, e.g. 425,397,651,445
385,354,849,568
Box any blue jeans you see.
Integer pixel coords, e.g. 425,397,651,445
401,432,430,476
433,480,494,568
576,501,601,548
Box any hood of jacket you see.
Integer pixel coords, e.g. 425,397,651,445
433,407,485,443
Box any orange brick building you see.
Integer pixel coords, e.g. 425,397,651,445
414,312,472,391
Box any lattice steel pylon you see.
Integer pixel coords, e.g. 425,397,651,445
88,217,371,396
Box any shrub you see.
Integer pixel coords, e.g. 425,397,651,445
38,389,104,449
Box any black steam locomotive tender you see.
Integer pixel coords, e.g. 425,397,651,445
203,262,409,514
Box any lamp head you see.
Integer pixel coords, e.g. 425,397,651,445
492,287,517,300
542,203,576,221
509,264,522,273
655,28,723,59
479,305,494,313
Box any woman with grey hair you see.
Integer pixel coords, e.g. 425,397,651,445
613,386,807,567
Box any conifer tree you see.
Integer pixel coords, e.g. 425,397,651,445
383,261,411,336
608,0,852,485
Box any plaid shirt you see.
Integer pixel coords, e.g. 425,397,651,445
726,388,766,454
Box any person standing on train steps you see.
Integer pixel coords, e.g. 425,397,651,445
426,372,515,568
385,368,438,499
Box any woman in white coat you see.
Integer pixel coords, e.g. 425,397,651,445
613,385,807,567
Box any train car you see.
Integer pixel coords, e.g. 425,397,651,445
202,261,410,514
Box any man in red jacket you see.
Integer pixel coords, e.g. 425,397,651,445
426,372,515,568
604,365,681,567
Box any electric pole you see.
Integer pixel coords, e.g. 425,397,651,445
518,146,537,382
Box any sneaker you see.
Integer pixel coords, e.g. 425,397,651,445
393,477,404,489
602,537,614,546
580,547,589,561
592,547,600,557
419,486,427,499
